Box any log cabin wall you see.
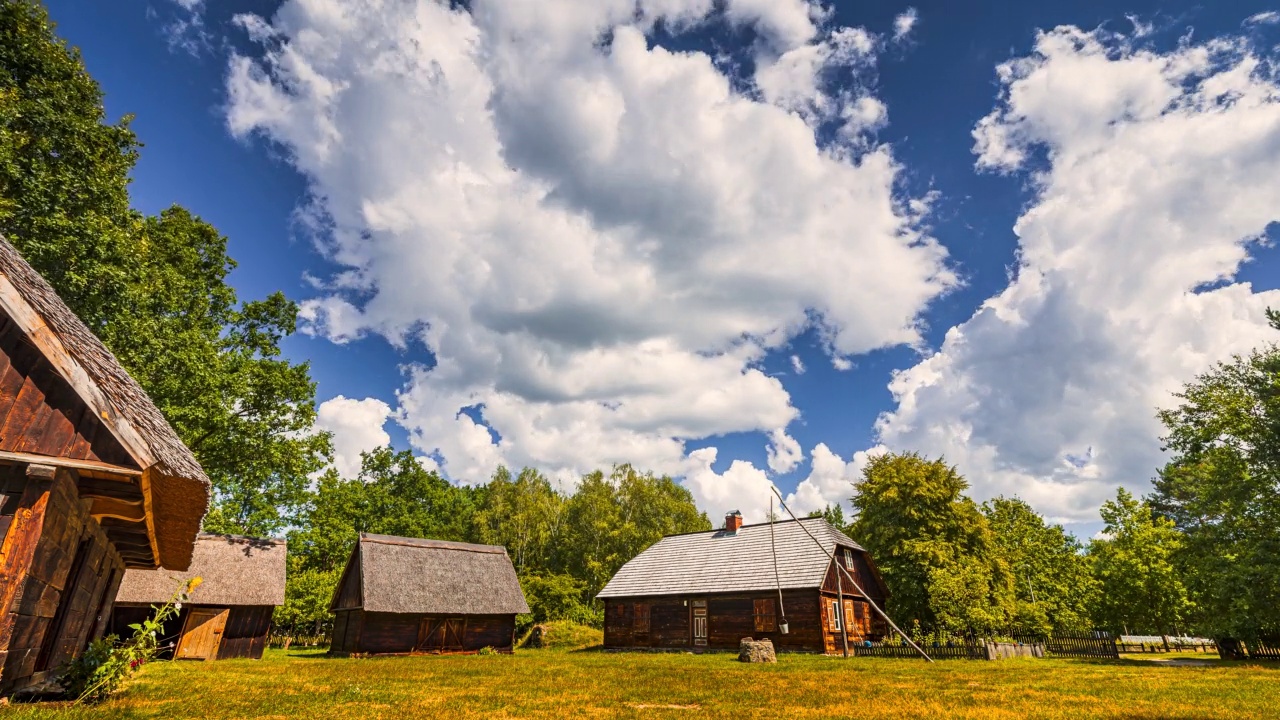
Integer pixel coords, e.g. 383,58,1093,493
604,590,825,652
0,313,137,470
215,606,274,660
0,465,124,694
332,611,516,655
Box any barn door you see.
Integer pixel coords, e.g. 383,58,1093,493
418,617,467,653
691,600,708,647
175,608,229,660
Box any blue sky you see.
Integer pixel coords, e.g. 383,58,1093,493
44,0,1280,534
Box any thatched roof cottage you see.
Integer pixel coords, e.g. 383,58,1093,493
329,534,530,655
111,534,286,660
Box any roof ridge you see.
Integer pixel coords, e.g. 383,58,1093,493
358,533,507,555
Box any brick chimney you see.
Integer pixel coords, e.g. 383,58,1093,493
724,510,743,533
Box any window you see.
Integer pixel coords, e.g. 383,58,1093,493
828,599,842,632
843,548,855,570
634,603,650,635
753,598,776,633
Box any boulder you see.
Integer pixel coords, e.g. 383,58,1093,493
738,637,777,663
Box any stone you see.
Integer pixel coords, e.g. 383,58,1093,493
738,637,776,663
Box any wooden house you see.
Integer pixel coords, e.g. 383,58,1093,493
0,236,209,694
329,534,530,655
596,512,890,654
109,534,285,661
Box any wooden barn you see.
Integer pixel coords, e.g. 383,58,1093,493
109,534,285,661
597,512,890,654
0,236,209,694
329,534,530,656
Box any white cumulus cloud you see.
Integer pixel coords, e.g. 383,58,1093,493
869,26,1280,523
893,8,918,42
315,395,393,479
223,0,955,508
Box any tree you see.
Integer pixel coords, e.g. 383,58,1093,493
1152,318,1280,638
473,467,565,574
1087,488,1191,636
559,465,709,597
0,3,331,535
983,496,1096,634
807,504,850,534
849,452,1015,634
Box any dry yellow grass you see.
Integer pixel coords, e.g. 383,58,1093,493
1,648,1275,719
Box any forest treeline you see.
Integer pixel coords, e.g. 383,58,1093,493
4,0,1277,643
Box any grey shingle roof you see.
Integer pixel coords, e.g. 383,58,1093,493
596,518,863,599
354,534,531,615
116,534,285,606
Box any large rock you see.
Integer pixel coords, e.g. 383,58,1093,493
738,637,777,663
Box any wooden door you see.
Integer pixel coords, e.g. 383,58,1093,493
691,600,707,647
175,608,229,660
417,616,467,653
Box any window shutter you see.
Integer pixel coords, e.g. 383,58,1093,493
753,599,776,633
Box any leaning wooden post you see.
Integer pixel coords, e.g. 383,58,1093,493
769,485,933,663
836,563,849,658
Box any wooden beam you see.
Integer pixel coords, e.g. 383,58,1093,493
0,449,141,479
89,496,146,523
0,274,155,470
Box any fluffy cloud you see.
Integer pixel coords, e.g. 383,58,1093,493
315,395,393,478
787,443,880,515
160,0,210,55
870,26,1280,523
224,0,954,504
892,8,918,42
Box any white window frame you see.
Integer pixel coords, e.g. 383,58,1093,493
830,599,842,631
843,547,855,570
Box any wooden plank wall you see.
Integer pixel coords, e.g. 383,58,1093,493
0,314,136,469
333,611,515,655
216,606,274,660
0,467,124,694
604,590,825,652
332,553,361,610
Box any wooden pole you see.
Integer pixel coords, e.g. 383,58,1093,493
769,485,933,663
769,497,787,630
836,560,849,658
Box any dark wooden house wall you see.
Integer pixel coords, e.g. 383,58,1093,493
0,313,137,469
330,611,516,655
0,467,124,694
110,604,274,661
604,589,826,652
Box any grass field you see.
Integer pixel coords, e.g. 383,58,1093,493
1,647,1275,719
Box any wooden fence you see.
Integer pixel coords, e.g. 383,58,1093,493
1013,632,1119,660
268,632,330,651
851,642,985,660
1218,636,1280,660
1115,638,1217,654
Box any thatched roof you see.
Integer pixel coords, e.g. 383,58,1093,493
597,517,871,599
338,534,530,615
0,235,210,569
115,534,286,607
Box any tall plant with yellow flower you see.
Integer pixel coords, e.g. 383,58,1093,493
60,577,202,703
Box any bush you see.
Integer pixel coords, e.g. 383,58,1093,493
516,574,602,635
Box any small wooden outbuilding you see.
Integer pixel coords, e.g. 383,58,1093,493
329,534,530,655
0,236,209,695
597,512,890,654
110,534,285,661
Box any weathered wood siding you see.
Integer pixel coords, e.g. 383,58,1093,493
215,606,273,660
332,553,361,610
330,611,516,655
0,467,124,694
604,590,826,652
0,314,136,469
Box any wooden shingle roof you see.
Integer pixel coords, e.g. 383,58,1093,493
342,534,530,615
596,518,863,599
116,534,286,607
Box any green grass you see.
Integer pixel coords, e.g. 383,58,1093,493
2,648,1275,719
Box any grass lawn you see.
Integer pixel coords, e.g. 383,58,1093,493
1,648,1275,720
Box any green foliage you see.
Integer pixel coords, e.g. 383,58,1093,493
518,620,604,651
60,578,200,703
0,1,330,536
806,504,850,534
983,497,1096,634
473,467,564,574
850,452,1015,635
1087,488,1191,635
1152,325,1280,640
558,465,710,597
517,574,602,634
